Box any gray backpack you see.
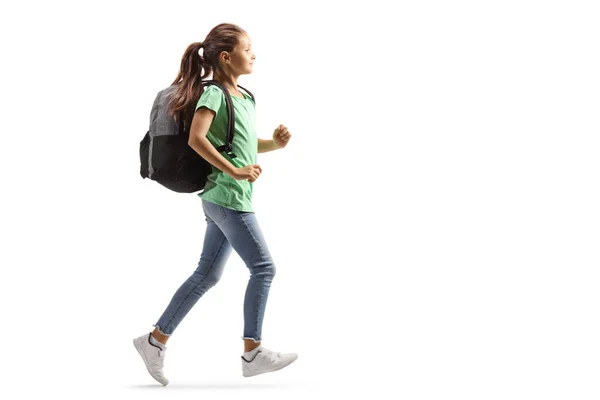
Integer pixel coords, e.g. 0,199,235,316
139,80,254,193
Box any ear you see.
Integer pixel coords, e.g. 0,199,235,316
219,51,230,64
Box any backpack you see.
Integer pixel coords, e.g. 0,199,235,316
139,80,255,193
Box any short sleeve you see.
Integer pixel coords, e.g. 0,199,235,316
195,85,224,115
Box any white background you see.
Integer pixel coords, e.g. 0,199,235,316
1,0,599,399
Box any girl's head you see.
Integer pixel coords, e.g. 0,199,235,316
168,23,255,125
201,23,255,77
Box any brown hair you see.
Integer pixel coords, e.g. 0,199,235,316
168,23,246,130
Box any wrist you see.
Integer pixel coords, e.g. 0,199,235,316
224,164,238,177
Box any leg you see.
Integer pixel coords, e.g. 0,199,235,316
201,201,297,377
202,200,276,349
152,208,232,344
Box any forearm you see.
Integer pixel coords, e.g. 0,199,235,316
257,138,279,153
189,136,237,176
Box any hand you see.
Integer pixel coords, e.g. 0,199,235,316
232,164,262,182
273,124,292,149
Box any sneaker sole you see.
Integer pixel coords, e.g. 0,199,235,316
242,354,298,378
133,337,169,386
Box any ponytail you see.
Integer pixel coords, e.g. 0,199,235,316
168,42,212,130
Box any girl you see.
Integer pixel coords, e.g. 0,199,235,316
133,23,297,385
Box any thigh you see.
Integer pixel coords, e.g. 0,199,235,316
204,201,272,264
200,201,232,264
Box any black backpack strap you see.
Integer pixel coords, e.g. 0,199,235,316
202,80,237,158
238,85,255,104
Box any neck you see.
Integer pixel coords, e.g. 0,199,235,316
213,71,239,93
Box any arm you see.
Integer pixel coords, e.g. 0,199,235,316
188,108,237,177
258,124,292,153
188,107,262,182
257,138,279,153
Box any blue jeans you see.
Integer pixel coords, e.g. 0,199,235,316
153,200,276,342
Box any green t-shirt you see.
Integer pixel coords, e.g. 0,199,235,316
195,84,257,212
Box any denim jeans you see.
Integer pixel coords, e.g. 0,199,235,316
153,199,276,342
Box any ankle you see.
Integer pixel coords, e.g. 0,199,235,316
152,329,169,345
243,339,261,353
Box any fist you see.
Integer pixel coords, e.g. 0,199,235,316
273,124,292,148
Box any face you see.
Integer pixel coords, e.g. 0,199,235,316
223,34,255,75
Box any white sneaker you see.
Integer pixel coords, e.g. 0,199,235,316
133,333,169,386
241,346,298,377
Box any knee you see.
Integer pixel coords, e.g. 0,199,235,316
267,262,276,279
193,267,223,289
203,272,222,288
250,258,276,280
